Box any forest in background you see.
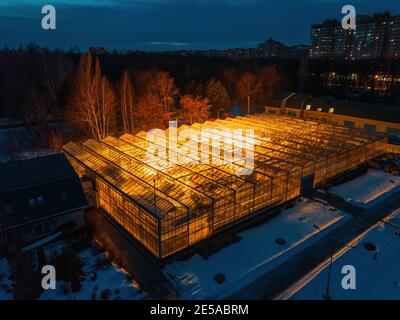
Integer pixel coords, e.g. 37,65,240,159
1,43,399,153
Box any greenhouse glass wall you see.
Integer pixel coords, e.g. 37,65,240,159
63,114,391,259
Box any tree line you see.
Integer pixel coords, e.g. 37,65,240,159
68,52,282,140
0,45,286,147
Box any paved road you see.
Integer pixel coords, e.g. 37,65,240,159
228,189,400,300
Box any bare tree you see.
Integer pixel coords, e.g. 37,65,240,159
154,71,179,112
179,95,211,125
24,54,73,134
236,72,256,114
118,70,136,133
220,67,237,98
23,89,52,131
47,126,66,152
256,65,281,102
68,53,116,140
43,53,73,110
206,79,231,117
137,70,179,112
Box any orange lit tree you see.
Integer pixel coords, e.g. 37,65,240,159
118,70,136,134
178,95,211,125
68,53,116,140
136,92,170,130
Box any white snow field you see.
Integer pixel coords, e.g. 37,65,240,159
164,199,349,299
329,169,400,208
0,247,147,300
291,209,400,300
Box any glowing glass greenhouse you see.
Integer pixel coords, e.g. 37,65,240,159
63,114,394,259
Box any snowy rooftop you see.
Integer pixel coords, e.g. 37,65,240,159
163,199,349,299
328,169,400,208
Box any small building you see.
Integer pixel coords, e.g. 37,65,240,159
0,154,88,255
265,94,400,145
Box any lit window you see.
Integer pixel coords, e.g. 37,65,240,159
329,108,334,113
305,105,311,110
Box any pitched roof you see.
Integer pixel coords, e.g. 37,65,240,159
330,100,400,124
0,154,77,193
0,154,87,230
284,94,400,124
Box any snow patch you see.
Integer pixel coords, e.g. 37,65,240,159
292,209,400,300
164,200,349,299
329,169,400,208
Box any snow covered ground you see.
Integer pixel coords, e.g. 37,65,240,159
329,169,400,208
0,125,54,164
0,246,147,300
164,199,350,299
291,209,400,300
0,258,12,300
0,148,55,164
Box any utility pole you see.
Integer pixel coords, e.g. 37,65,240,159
247,96,251,115
312,224,358,300
323,250,333,300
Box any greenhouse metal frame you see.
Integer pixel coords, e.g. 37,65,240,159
63,114,390,259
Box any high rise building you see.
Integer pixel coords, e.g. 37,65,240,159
352,14,390,59
333,23,354,59
258,38,286,57
310,12,399,60
387,15,400,59
310,19,338,58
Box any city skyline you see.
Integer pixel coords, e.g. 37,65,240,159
0,0,399,51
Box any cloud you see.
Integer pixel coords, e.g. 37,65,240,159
147,41,190,46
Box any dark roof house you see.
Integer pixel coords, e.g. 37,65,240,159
0,154,87,232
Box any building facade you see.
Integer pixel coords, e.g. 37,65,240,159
258,38,309,58
310,13,400,60
265,94,400,146
0,155,88,255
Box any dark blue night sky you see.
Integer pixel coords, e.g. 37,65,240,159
0,0,399,51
